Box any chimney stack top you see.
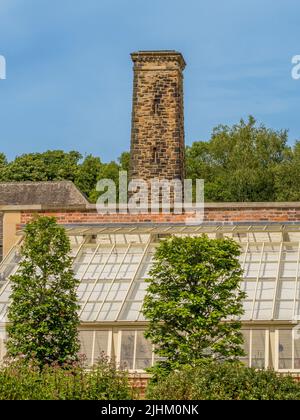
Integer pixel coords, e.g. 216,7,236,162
131,50,186,70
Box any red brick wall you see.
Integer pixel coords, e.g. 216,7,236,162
20,211,189,224
129,375,150,399
204,208,300,223
19,206,300,225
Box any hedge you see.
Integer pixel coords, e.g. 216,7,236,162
0,357,134,400
146,361,300,400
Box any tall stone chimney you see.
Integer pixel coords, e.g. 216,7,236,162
129,51,186,184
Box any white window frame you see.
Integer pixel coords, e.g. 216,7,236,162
78,328,112,366
117,329,155,373
275,328,300,373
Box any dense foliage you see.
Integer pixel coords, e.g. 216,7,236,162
1,116,300,202
0,358,133,400
0,150,130,202
146,361,300,400
142,236,245,375
186,116,292,202
7,217,80,366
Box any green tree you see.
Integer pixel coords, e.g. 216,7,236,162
0,153,8,180
2,150,82,182
119,151,130,172
143,236,245,375
75,154,103,200
7,217,80,366
89,160,121,203
186,116,289,202
274,141,300,201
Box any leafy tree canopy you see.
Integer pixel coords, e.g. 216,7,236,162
0,150,82,183
186,116,290,202
142,236,245,375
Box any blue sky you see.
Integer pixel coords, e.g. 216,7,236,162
0,0,300,162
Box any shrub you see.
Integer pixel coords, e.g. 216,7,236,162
0,357,134,400
146,361,300,400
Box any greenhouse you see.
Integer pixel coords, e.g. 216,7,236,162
1,222,300,372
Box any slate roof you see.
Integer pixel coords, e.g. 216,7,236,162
0,181,89,208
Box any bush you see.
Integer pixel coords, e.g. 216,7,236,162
146,361,300,400
0,357,135,400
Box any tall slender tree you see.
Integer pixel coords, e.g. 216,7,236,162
7,217,80,366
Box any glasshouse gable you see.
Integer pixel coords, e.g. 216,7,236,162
0,51,300,374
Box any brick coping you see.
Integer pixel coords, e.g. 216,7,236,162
3,201,300,212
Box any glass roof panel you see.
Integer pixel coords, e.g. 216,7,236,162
119,301,143,321
2,228,300,323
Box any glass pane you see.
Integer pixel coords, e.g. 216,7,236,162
277,280,296,300
253,301,272,320
241,280,256,300
261,262,278,278
282,245,298,261
97,302,121,321
83,261,106,280
0,289,11,302
241,300,252,320
245,246,262,262
100,263,120,280
249,232,280,242
81,302,102,322
79,331,94,366
93,249,112,262
294,331,300,370
138,255,154,279
251,330,266,369
78,282,110,302
244,262,260,278
275,300,294,320
76,248,95,264
93,331,109,363
106,282,130,301
255,280,275,300
128,282,148,301
296,282,300,301
0,264,17,283
294,301,300,321
262,245,280,261
0,328,6,362
119,301,143,321
73,264,87,279
117,263,138,280
0,248,22,283
278,330,292,369
0,303,9,322
281,262,297,278
69,236,84,246
90,282,110,301
240,330,250,366
135,331,152,370
120,331,135,370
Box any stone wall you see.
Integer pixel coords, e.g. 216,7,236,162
129,51,186,183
